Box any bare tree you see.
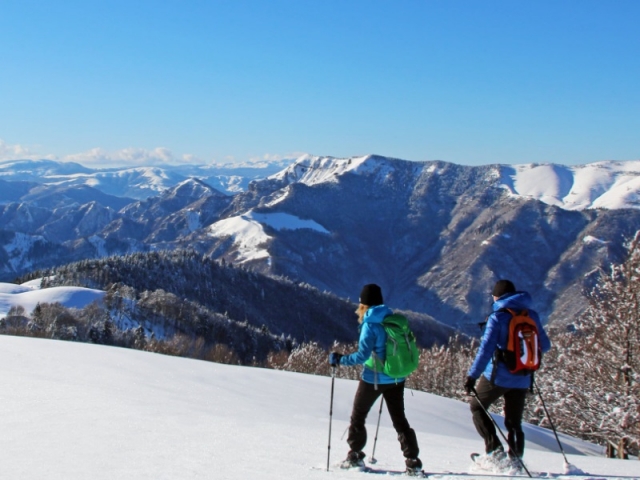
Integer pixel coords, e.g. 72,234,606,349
533,233,640,455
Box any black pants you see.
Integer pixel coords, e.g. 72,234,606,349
347,380,420,459
469,375,527,458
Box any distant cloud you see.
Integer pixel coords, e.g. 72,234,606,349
210,152,306,168
63,147,201,167
0,139,198,167
0,139,302,168
0,139,55,161
249,152,307,163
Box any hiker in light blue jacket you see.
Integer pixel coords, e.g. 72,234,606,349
465,280,551,464
329,284,422,475
337,302,397,386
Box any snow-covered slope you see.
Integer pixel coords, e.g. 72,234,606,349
272,155,640,210
0,280,104,317
207,209,330,264
500,162,640,210
0,335,636,480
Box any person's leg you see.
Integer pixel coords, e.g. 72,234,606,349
469,376,508,454
381,382,420,466
503,388,527,459
347,380,381,455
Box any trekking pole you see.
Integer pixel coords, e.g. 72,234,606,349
532,378,574,470
370,397,385,464
471,388,532,478
327,366,336,472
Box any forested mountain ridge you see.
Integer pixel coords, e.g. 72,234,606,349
18,250,454,352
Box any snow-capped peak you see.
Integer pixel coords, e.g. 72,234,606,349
498,160,640,210
271,155,640,210
268,154,398,187
164,177,222,199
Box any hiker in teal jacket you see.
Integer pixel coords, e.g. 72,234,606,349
336,303,398,386
329,284,422,475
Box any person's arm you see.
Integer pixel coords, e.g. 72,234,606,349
467,314,501,378
340,323,377,366
532,311,552,353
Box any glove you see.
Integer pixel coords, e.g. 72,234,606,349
464,376,477,395
329,352,343,367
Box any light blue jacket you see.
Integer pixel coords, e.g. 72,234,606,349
468,291,551,389
339,304,403,385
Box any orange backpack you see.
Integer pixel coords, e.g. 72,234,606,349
496,308,541,375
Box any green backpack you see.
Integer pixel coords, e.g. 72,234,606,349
364,314,419,379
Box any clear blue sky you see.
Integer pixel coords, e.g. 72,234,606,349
0,1,638,166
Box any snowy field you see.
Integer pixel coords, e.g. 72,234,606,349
0,278,105,319
1,335,638,480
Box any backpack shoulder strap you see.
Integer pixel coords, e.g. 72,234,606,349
381,313,408,329
497,307,530,319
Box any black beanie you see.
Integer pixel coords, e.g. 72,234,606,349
359,284,383,306
492,279,516,298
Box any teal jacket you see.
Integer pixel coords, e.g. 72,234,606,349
339,304,403,385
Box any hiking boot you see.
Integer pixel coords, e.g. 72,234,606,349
508,449,523,461
405,457,423,476
504,455,525,474
340,450,365,469
489,447,507,462
473,446,509,471
488,446,509,469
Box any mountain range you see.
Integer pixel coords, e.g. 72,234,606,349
2,155,640,334
0,158,293,199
